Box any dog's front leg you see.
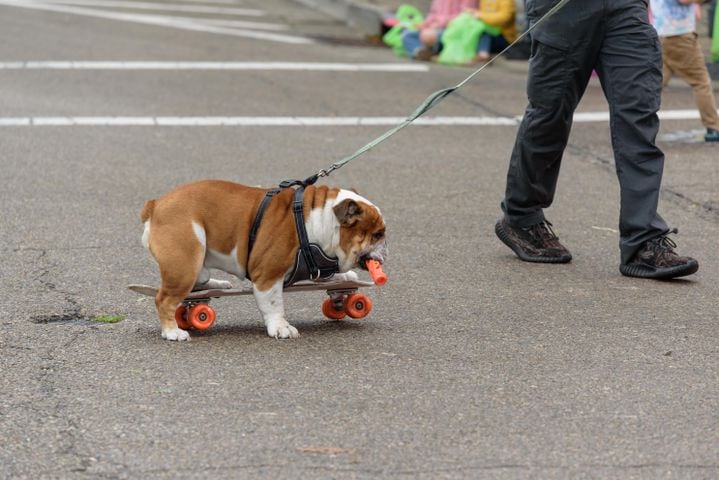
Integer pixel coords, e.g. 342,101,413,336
253,279,299,339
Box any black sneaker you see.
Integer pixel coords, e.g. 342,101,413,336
705,128,719,142
619,230,698,279
495,218,572,263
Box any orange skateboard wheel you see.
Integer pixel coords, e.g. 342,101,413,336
175,305,191,330
344,293,373,319
322,298,346,320
365,259,387,286
188,304,216,330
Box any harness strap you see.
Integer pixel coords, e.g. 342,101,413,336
285,186,339,285
292,186,320,280
247,177,339,284
247,188,280,280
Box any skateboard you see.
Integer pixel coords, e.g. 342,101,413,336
128,278,377,331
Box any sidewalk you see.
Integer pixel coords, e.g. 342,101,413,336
291,0,430,35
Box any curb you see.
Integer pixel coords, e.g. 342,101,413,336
290,0,386,36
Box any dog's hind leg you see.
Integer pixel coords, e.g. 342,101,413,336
149,223,205,341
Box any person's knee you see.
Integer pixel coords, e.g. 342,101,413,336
419,28,438,47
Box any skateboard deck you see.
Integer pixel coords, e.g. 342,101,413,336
128,278,377,330
128,279,374,299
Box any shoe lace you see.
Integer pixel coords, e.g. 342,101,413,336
528,221,562,247
648,228,678,253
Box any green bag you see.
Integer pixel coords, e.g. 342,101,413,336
438,12,501,65
712,5,719,63
382,4,425,57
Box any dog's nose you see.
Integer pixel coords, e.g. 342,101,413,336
369,241,388,263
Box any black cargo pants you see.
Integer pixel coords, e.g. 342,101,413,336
501,0,669,264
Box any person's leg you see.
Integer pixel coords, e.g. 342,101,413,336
489,35,510,53
665,33,719,133
497,0,603,262
419,28,441,51
600,1,697,278
598,2,668,264
401,30,423,57
502,2,602,227
476,34,491,60
433,28,445,53
660,37,674,88
408,27,442,60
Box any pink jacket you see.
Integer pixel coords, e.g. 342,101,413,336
424,0,478,28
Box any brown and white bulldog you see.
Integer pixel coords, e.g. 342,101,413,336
140,180,387,341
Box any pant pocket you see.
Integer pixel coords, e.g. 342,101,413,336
527,41,570,109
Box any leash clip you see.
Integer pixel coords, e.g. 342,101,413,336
279,173,320,190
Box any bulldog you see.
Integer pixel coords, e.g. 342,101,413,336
140,180,387,341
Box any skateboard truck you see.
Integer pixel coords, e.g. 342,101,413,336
322,260,385,320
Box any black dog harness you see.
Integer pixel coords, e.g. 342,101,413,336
247,178,339,286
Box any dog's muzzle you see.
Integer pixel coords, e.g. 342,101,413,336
360,240,388,268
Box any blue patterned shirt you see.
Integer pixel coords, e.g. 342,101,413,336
650,0,696,37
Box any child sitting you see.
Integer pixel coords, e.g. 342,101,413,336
402,0,478,60
471,0,517,62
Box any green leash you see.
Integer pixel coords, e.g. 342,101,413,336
311,0,573,182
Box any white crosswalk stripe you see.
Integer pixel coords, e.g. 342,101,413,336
0,0,314,44
0,111,708,127
0,61,430,72
26,0,265,16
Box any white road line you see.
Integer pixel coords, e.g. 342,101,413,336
0,0,313,44
158,0,257,4
0,61,430,72
572,110,706,122
0,118,31,126
0,111,709,127
655,109,704,120
59,13,292,31
148,0,252,4
32,0,265,16
181,17,290,31
573,111,610,122
0,117,514,126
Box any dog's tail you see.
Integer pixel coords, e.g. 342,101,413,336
140,199,156,223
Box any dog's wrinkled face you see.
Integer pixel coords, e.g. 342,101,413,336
333,197,387,272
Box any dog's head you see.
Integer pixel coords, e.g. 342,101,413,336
332,191,387,272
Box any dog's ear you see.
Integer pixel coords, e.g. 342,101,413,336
333,199,363,227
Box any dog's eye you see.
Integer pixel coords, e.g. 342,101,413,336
372,230,385,241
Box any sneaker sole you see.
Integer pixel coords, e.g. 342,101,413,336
619,260,699,279
495,220,572,264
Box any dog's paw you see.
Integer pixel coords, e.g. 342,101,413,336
202,279,233,290
266,320,300,339
333,271,359,282
162,328,191,341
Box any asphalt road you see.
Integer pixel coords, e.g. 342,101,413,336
1,1,718,478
